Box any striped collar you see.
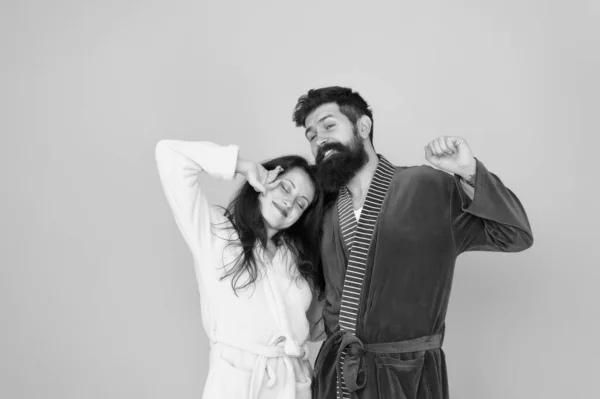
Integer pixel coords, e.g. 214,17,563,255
336,155,396,255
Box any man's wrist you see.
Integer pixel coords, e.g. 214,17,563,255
460,174,476,187
458,161,477,186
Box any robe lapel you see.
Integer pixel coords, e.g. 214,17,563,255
336,155,396,399
337,187,357,255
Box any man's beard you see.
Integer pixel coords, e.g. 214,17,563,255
314,130,369,194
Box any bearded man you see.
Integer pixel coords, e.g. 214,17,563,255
292,86,533,399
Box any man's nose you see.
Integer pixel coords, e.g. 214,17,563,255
315,134,329,147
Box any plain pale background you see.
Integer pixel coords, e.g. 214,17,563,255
2,0,599,398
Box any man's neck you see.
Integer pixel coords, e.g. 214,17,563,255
346,149,379,210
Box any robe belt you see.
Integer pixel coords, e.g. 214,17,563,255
316,330,443,394
213,335,311,399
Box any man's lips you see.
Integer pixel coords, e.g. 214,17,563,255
273,202,288,217
323,149,336,160
318,148,340,163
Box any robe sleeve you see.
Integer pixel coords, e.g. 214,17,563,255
450,158,534,254
155,140,239,267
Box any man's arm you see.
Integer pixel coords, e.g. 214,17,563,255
449,158,533,253
424,136,533,253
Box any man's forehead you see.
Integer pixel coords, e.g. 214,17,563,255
305,103,341,126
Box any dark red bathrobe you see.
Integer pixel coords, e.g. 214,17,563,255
312,156,533,399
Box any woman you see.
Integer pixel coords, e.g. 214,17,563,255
155,139,325,399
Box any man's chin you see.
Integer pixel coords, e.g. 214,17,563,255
315,158,335,171
315,142,368,193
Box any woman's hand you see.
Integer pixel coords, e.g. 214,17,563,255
236,159,284,194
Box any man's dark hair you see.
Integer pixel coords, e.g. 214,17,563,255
292,86,374,144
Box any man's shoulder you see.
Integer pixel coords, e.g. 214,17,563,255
383,164,455,204
391,163,452,184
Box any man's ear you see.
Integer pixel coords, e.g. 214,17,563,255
357,115,372,139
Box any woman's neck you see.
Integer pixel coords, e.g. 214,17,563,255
264,225,279,261
264,238,278,262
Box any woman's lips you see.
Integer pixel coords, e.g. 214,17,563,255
273,201,288,217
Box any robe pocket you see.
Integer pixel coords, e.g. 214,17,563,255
295,377,312,399
375,356,425,399
293,358,312,399
205,354,253,399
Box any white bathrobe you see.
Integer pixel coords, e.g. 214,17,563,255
155,140,322,399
